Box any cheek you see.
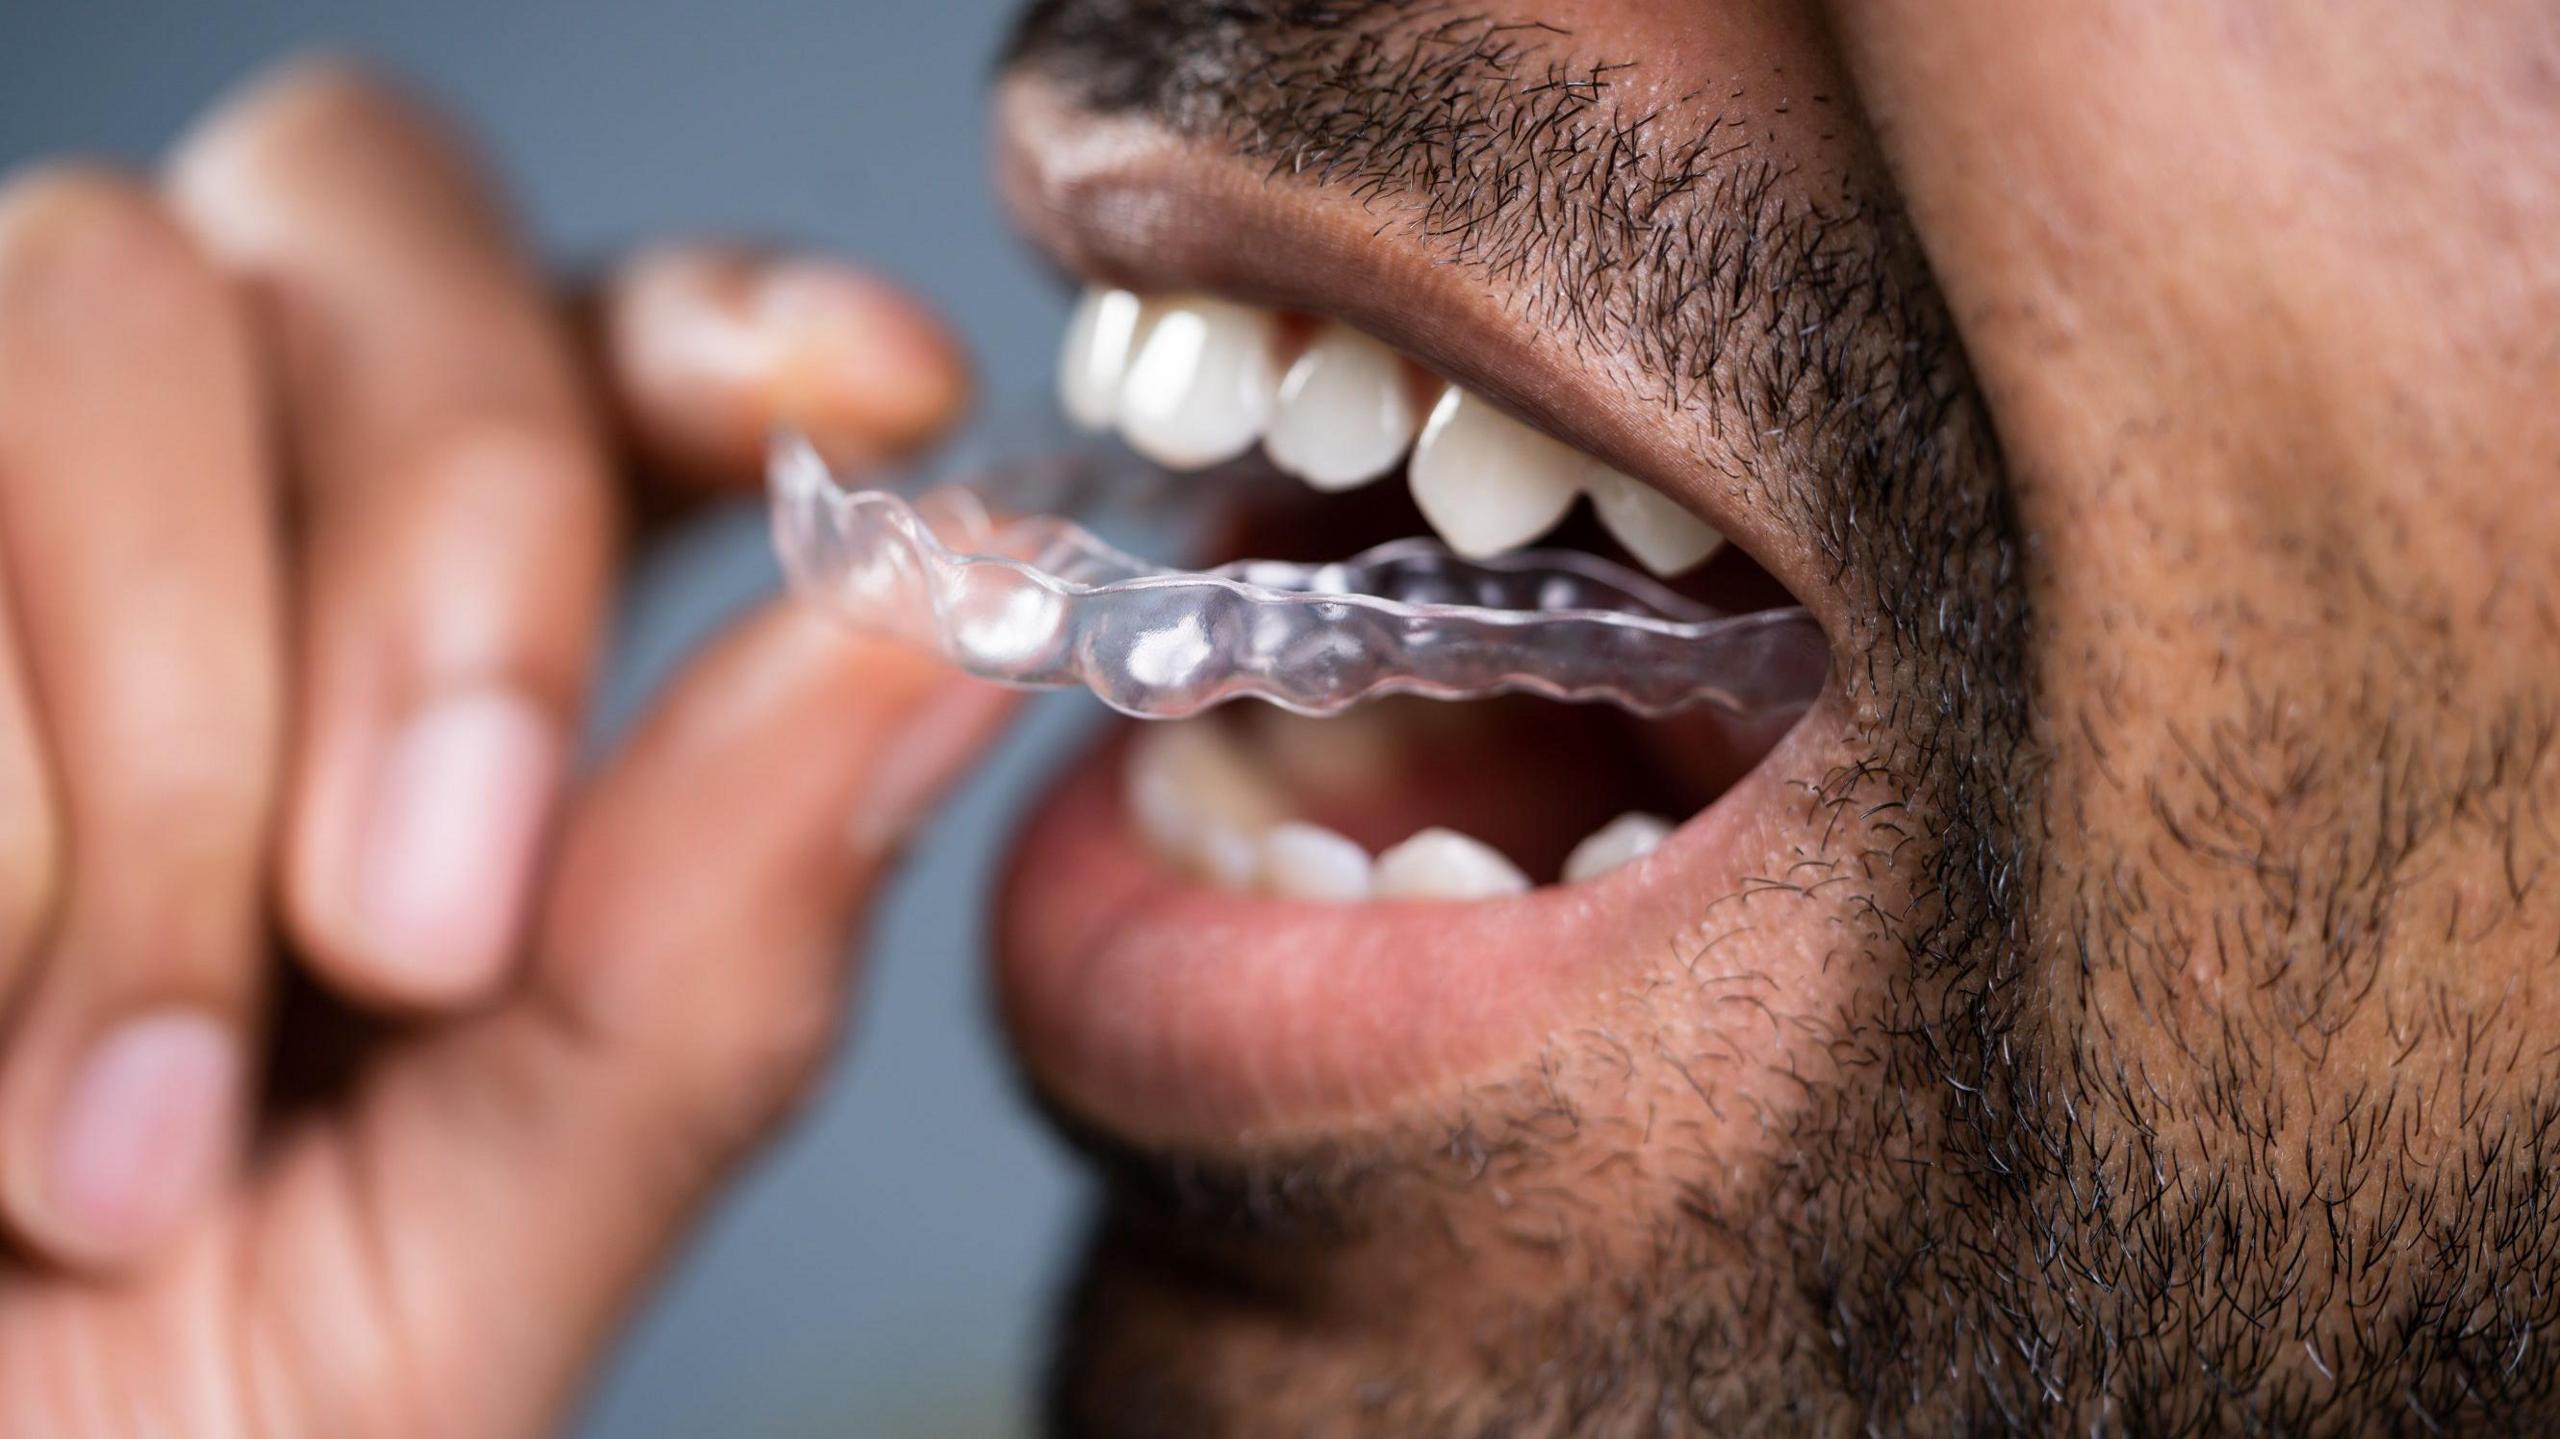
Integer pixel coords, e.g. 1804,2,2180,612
2024,463,2560,1155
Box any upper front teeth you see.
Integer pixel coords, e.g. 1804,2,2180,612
1405,387,1585,559
1115,295,1281,470
1058,287,1150,430
1265,322,1422,491
1587,469,1725,577
1058,285,1721,579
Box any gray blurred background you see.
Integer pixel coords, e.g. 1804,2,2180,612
0,2,1088,1434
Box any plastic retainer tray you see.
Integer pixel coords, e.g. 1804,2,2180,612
770,434,1828,719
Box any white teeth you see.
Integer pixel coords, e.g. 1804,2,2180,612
1406,387,1585,559
1561,812,1675,884
1587,467,1726,578
1060,295,1720,574
1256,821,1375,901
1125,724,1546,902
1373,827,1532,900
1264,323,1422,492
1114,295,1281,470
1058,287,1150,432
1124,722,1291,884
1195,828,1263,890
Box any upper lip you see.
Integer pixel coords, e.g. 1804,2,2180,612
993,76,1838,633
981,79,1865,1149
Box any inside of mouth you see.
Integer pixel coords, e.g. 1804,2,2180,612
767,288,1831,895
1099,458,1812,896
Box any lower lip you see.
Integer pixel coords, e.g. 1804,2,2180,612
991,688,1850,1149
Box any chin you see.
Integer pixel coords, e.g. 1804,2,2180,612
977,11,2026,1433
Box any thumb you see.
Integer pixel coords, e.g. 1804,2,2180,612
333,603,1014,1437
586,243,973,493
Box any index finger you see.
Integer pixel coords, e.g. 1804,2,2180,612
169,58,612,1008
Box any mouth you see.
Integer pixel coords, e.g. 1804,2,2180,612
986,77,1856,1152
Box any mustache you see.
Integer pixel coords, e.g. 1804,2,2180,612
1000,7,2066,1430
1002,0,1420,110
995,0,2017,674
1002,0,1867,413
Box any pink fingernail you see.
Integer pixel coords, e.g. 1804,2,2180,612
45,1011,238,1257
355,689,560,998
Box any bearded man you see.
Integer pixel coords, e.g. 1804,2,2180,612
0,3,2548,1435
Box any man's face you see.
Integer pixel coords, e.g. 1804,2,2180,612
983,1,2560,1431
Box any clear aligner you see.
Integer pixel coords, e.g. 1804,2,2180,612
769,433,1828,719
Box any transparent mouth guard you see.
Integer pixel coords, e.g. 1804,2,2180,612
769,431,1827,720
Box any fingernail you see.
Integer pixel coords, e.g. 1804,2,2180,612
44,1010,238,1258
753,261,966,449
355,688,561,998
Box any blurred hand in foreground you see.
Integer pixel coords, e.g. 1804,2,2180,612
0,56,1007,1437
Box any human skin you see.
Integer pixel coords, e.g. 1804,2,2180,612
0,5,2552,1439
0,60,1008,1438
991,1,2560,1434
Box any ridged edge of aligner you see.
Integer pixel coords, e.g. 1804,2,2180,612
768,434,1827,719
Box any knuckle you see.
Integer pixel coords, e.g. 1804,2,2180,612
228,51,412,127
64,742,273,972
0,164,194,295
0,164,237,378
173,52,477,222
200,52,419,154
122,743,275,859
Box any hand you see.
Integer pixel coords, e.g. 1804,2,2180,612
0,56,1007,1438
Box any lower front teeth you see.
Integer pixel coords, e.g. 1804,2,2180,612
1373,828,1531,900
1126,721,1668,901
1125,721,1290,887
1560,812,1672,884
1258,821,1374,901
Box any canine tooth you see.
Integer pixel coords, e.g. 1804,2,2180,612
1257,822,1375,902
1561,812,1675,884
1264,323,1421,491
1124,722,1291,886
1058,287,1149,431
1407,387,1585,558
1114,295,1280,470
1374,827,1531,900
1587,467,1726,578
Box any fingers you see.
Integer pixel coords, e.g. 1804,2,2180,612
0,168,280,1265
0,504,58,1024
536,607,1011,1144
593,244,971,488
169,59,614,1009
340,608,1009,1427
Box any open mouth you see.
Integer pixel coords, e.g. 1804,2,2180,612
1036,284,1821,901
855,80,1864,1152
